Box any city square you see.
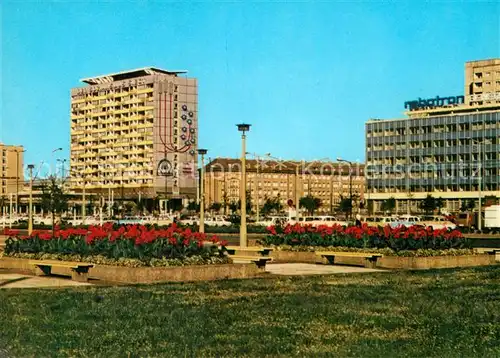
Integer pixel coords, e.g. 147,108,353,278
1,1,500,357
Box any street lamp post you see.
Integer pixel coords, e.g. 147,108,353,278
237,123,251,248
51,148,63,178
472,140,483,231
82,172,86,225
27,164,35,235
337,158,354,220
198,149,208,233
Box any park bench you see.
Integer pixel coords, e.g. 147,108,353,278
225,246,273,256
29,260,94,282
315,251,383,268
230,255,273,269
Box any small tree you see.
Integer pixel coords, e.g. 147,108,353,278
338,196,352,218
40,176,69,234
187,201,199,213
435,197,445,213
229,201,239,214
460,199,476,212
419,194,437,215
261,196,283,217
381,197,396,214
209,202,222,213
299,195,321,216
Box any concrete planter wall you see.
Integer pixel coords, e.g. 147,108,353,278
378,254,495,269
0,257,262,284
270,250,496,269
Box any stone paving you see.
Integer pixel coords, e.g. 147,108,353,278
265,263,386,276
0,273,91,289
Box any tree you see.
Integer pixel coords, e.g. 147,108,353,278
40,176,69,234
209,202,222,213
299,195,321,216
460,199,476,212
229,201,239,214
338,196,352,218
380,197,396,213
187,201,199,212
419,195,438,214
261,196,283,217
435,197,445,213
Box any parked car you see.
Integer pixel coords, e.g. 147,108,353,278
363,216,398,227
179,216,198,226
204,216,232,227
288,216,348,227
418,215,457,230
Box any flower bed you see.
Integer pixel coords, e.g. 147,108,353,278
3,224,228,267
262,224,470,251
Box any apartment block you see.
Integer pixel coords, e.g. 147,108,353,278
0,143,24,199
70,67,198,200
465,59,500,107
204,158,365,215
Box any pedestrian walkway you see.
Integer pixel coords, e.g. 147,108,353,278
265,263,386,276
0,273,92,289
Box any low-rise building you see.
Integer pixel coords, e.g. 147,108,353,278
203,158,365,215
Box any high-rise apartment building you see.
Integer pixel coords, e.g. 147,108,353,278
70,67,198,202
465,59,500,107
204,158,365,215
367,59,500,213
0,143,24,199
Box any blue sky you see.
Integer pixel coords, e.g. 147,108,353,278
1,1,499,167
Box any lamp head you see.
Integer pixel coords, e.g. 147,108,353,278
27,164,35,170
336,157,342,161
197,148,208,155
236,123,251,133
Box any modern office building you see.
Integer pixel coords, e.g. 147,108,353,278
0,143,24,201
70,67,198,203
366,59,500,213
203,158,365,215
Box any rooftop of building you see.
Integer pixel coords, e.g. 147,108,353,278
368,105,500,124
465,58,500,66
205,157,365,176
80,67,188,85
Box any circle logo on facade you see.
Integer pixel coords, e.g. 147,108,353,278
188,111,194,117
181,114,187,120
157,158,173,177
182,105,188,111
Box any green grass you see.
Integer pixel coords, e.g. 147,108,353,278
1,267,500,357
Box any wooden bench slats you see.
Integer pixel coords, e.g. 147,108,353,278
226,246,273,252
316,251,382,268
29,260,94,282
315,251,383,258
230,255,272,269
29,260,94,268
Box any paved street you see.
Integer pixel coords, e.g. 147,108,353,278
0,272,92,289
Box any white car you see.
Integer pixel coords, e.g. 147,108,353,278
418,216,457,230
204,216,231,227
179,216,199,226
288,216,348,227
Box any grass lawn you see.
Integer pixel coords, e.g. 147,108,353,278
1,266,500,357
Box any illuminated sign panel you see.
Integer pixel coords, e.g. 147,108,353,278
404,95,465,111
